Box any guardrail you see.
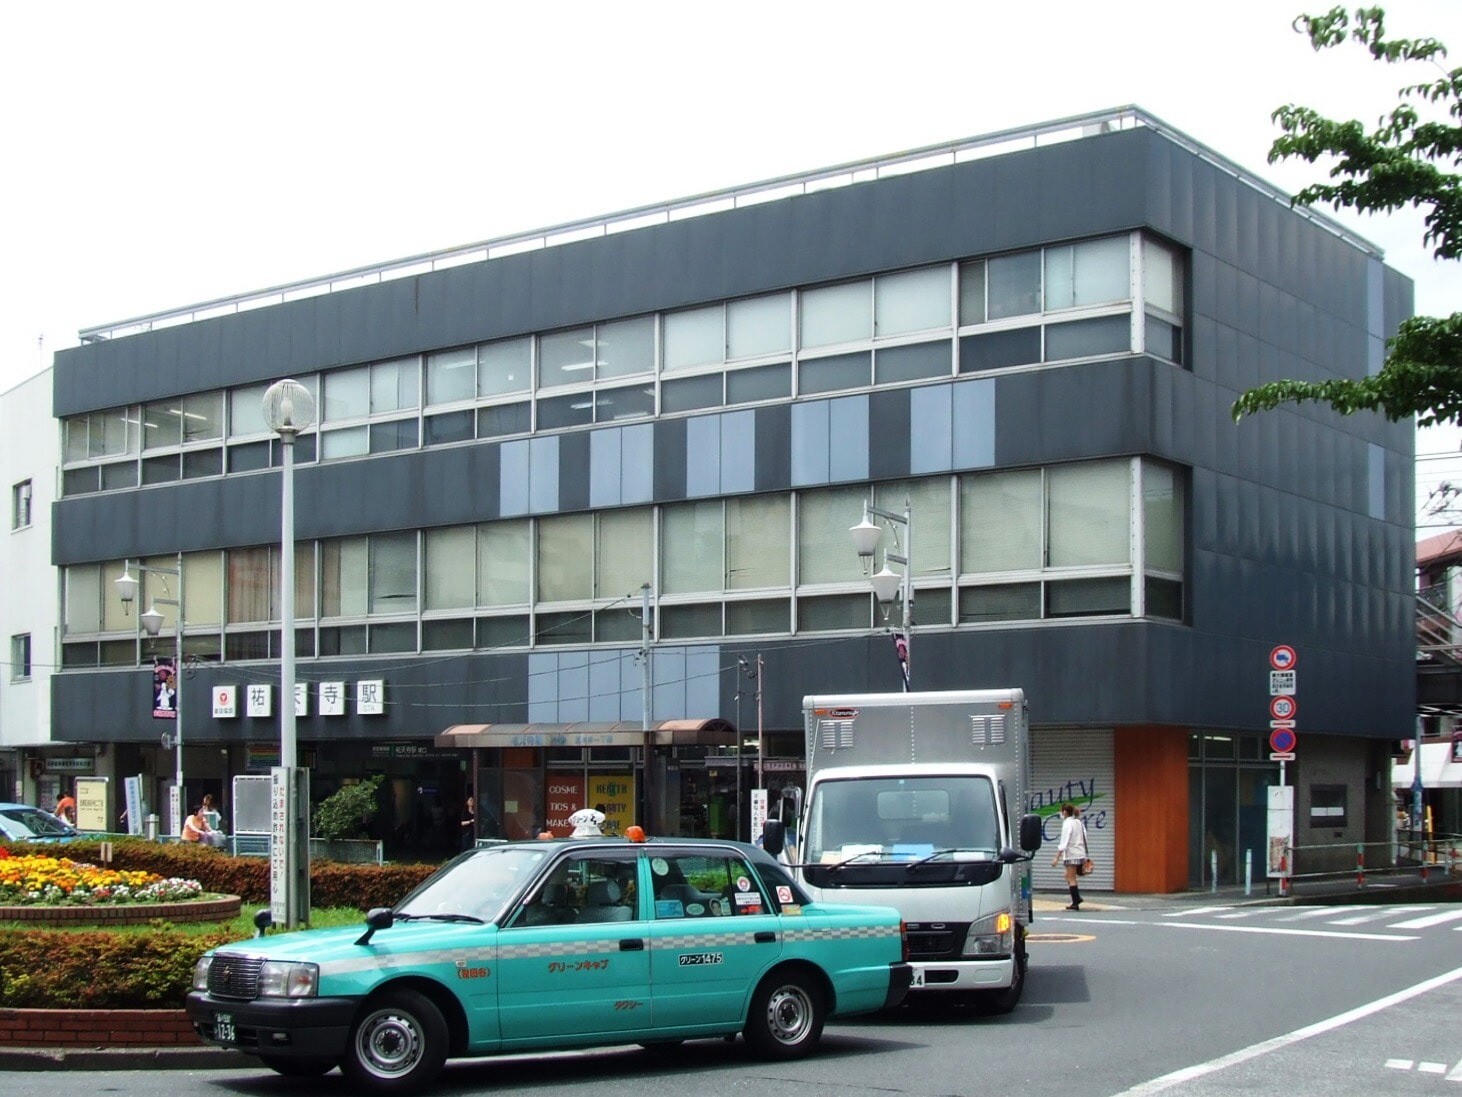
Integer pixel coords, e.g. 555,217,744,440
1289,834,1461,888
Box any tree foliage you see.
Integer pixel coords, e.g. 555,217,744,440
312,774,385,841
1233,6,1462,428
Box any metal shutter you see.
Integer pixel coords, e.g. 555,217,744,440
1031,728,1115,893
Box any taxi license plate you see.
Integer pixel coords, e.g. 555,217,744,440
910,969,925,988
214,1012,236,1042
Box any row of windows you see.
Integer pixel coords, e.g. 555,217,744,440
60,460,1184,667
60,235,1186,494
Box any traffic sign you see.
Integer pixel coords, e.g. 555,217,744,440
1269,645,1297,671
1270,752,1296,762
1269,670,1296,696
1269,695,1298,721
1269,727,1298,754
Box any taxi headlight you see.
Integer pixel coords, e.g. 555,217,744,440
192,955,213,991
258,960,319,998
962,910,1014,957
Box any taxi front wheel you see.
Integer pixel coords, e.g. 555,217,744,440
743,971,825,1060
342,988,449,1095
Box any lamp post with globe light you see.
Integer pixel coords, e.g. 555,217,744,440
849,497,913,691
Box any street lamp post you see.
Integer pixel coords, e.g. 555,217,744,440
263,379,316,930
115,558,185,835
850,497,913,691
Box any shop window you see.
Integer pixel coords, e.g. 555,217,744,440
1309,786,1347,829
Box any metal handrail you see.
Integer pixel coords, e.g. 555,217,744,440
1417,589,1462,664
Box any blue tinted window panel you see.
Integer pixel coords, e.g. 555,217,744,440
959,328,1040,372
369,419,419,453
686,414,722,497
479,402,530,439
620,423,653,503
799,352,871,395
1044,315,1131,361
228,442,271,474
791,400,830,486
726,599,789,635
100,462,138,490
597,382,655,422
537,393,594,432
952,378,995,469
875,341,951,385
557,650,590,722
588,651,624,720
619,651,643,724
727,363,791,405
660,604,722,640
425,411,474,446
685,646,720,716
828,395,869,483
589,427,623,508
652,646,688,721
1146,316,1184,364
182,449,223,479
720,410,755,494
662,374,724,413
500,440,530,516
910,384,953,474
529,436,560,514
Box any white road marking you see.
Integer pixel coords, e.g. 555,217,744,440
1052,916,1417,942
1389,908,1462,930
1111,964,1462,1096
1162,906,1230,918
1420,1062,1448,1074
1447,1059,1462,1081
1214,911,1261,920
1385,1059,1414,1070
1328,911,1396,926
1277,907,1344,922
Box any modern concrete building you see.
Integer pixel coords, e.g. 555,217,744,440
41,108,1415,889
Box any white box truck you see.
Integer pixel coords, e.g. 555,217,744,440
763,688,1042,1013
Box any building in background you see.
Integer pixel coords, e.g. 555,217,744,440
41,108,1415,887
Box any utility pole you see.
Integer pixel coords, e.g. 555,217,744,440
640,583,654,833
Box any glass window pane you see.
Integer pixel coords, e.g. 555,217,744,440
369,419,419,454
321,426,368,460
537,393,595,431
660,603,722,639
876,478,951,579
65,565,101,633
1146,315,1183,363
319,625,368,656
1045,315,1131,361
101,461,138,490
426,526,477,610
539,327,595,389
662,374,724,413
596,508,653,598
801,281,870,349
538,514,593,601
427,348,477,406
727,362,790,404
1046,577,1130,617
141,455,180,484
959,328,1040,372
372,358,419,413
478,402,531,439
369,531,418,614
662,500,722,595
799,352,870,395
960,469,1042,573
959,583,1041,623
798,486,865,584
875,266,950,337
1143,235,1183,315
142,400,180,450
478,614,530,648
595,606,642,642
596,383,654,422
228,547,271,623
182,550,223,627
727,598,789,635
64,417,89,463
664,306,724,371
987,251,1041,319
423,618,474,651
480,337,532,397
479,519,530,606
798,593,869,631
288,542,316,621
97,408,135,458
101,561,132,632
1146,577,1183,620
181,392,223,442
958,260,986,325
182,449,223,479
597,317,654,379
321,537,368,617
1046,236,1130,310
1048,461,1130,566
726,495,790,589
369,622,417,653
324,366,370,422
875,341,950,384
1144,463,1185,572
536,611,592,645
63,467,99,496
425,410,475,446
229,384,268,437
727,294,791,359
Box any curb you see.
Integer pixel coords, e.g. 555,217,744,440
0,1046,254,1071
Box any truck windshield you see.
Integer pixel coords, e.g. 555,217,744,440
805,776,1000,864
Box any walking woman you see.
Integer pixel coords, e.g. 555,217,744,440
1051,802,1088,910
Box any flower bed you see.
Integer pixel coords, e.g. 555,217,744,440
0,852,202,906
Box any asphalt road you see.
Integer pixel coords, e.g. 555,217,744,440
2,899,1458,1096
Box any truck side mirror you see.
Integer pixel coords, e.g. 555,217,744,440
1019,813,1043,853
763,819,786,857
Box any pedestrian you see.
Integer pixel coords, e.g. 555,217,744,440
1051,802,1089,910
54,787,77,826
182,804,225,848
536,822,555,840
460,787,477,852
201,792,223,832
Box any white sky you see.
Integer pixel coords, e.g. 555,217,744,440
4,1,1462,526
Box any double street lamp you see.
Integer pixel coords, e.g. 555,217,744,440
115,557,185,835
850,497,913,690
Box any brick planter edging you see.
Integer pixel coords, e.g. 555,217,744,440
0,1008,200,1048
0,895,241,926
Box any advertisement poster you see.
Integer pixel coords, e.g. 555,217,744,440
1266,785,1294,877
74,776,109,833
544,775,586,836
587,774,635,837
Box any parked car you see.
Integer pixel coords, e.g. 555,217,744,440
0,803,79,843
187,836,911,1093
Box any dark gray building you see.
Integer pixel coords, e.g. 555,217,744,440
44,108,1414,891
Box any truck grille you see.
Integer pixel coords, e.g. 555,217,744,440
208,954,263,1000
904,922,969,961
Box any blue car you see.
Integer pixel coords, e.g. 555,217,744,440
0,803,79,843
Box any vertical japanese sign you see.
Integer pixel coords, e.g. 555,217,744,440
750,789,769,846
152,659,177,719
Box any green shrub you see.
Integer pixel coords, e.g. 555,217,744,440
313,775,385,840
0,926,236,1008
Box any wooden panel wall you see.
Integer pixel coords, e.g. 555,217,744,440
1114,726,1189,893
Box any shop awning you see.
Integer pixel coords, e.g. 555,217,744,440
435,718,737,750
1392,741,1462,790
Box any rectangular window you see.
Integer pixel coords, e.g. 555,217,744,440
478,402,531,439
662,500,723,595
596,316,655,379
875,266,951,337
425,526,476,610
323,366,370,422
959,328,1041,372
1044,236,1130,311
875,341,950,385
371,358,420,414
727,363,790,404
478,520,531,607
11,480,32,530
1309,785,1347,829
539,327,596,389
10,634,31,680
1143,463,1184,573
799,352,871,395
959,583,1041,623
181,392,224,443
663,305,724,371
727,294,791,359
369,531,418,614
321,537,369,617
797,486,866,585
987,251,1042,319
1143,235,1184,316
1045,577,1130,617
958,260,987,326
800,280,870,349
426,347,477,406
227,547,272,623
1045,315,1131,361
64,564,102,634
662,374,724,413
1047,462,1130,567
538,514,594,601
596,508,653,599
960,469,1042,573
229,383,270,437
726,495,790,589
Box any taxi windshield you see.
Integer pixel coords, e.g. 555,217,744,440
396,846,551,923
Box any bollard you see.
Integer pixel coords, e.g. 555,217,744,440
144,813,159,842
1210,849,1218,893
1356,843,1365,889
1278,846,1290,898
1244,848,1252,897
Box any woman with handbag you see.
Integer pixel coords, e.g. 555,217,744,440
1051,802,1089,910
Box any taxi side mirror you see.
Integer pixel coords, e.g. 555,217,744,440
763,819,786,857
1019,813,1043,853
355,906,395,947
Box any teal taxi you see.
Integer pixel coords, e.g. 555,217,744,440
186,836,912,1093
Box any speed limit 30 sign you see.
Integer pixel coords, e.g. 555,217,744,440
1269,695,1298,721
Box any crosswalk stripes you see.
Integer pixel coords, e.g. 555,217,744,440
1115,904,1462,938
1388,908,1462,930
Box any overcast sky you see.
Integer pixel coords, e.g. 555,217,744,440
4,1,1461,523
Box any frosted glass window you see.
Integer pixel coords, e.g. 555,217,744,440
64,418,89,463
320,427,368,460
960,470,1042,573
1044,316,1131,360
800,281,870,349
1143,236,1183,315
372,359,419,413
876,478,951,579
142,399,182,449
875,266,951,336
664,305,724,371
1143,463,1184,572
958,261,986,325
479,337,531,397
727,294,791,359
1048,461,1130,567
478,520,530,606
427,348,477,406
1045,236,1130,311
101,561,133,632
369,532,417,614
425,526,476,610
324,366,370,422
727,495,790,589
539,327,595,389
182,550,223,626
227,547,271,623
798,485,865,584
322,537,369,617
597,316,654,379
181,392,223,443
596,508,652,598
662,500,722,594
538,514,593,601
65,565,101,633
229,384,268,437
987,251,1042,319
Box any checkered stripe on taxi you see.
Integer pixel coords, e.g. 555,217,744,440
319,948,482,977
652,928,771,950
498,936,642,959
781,925,899,943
